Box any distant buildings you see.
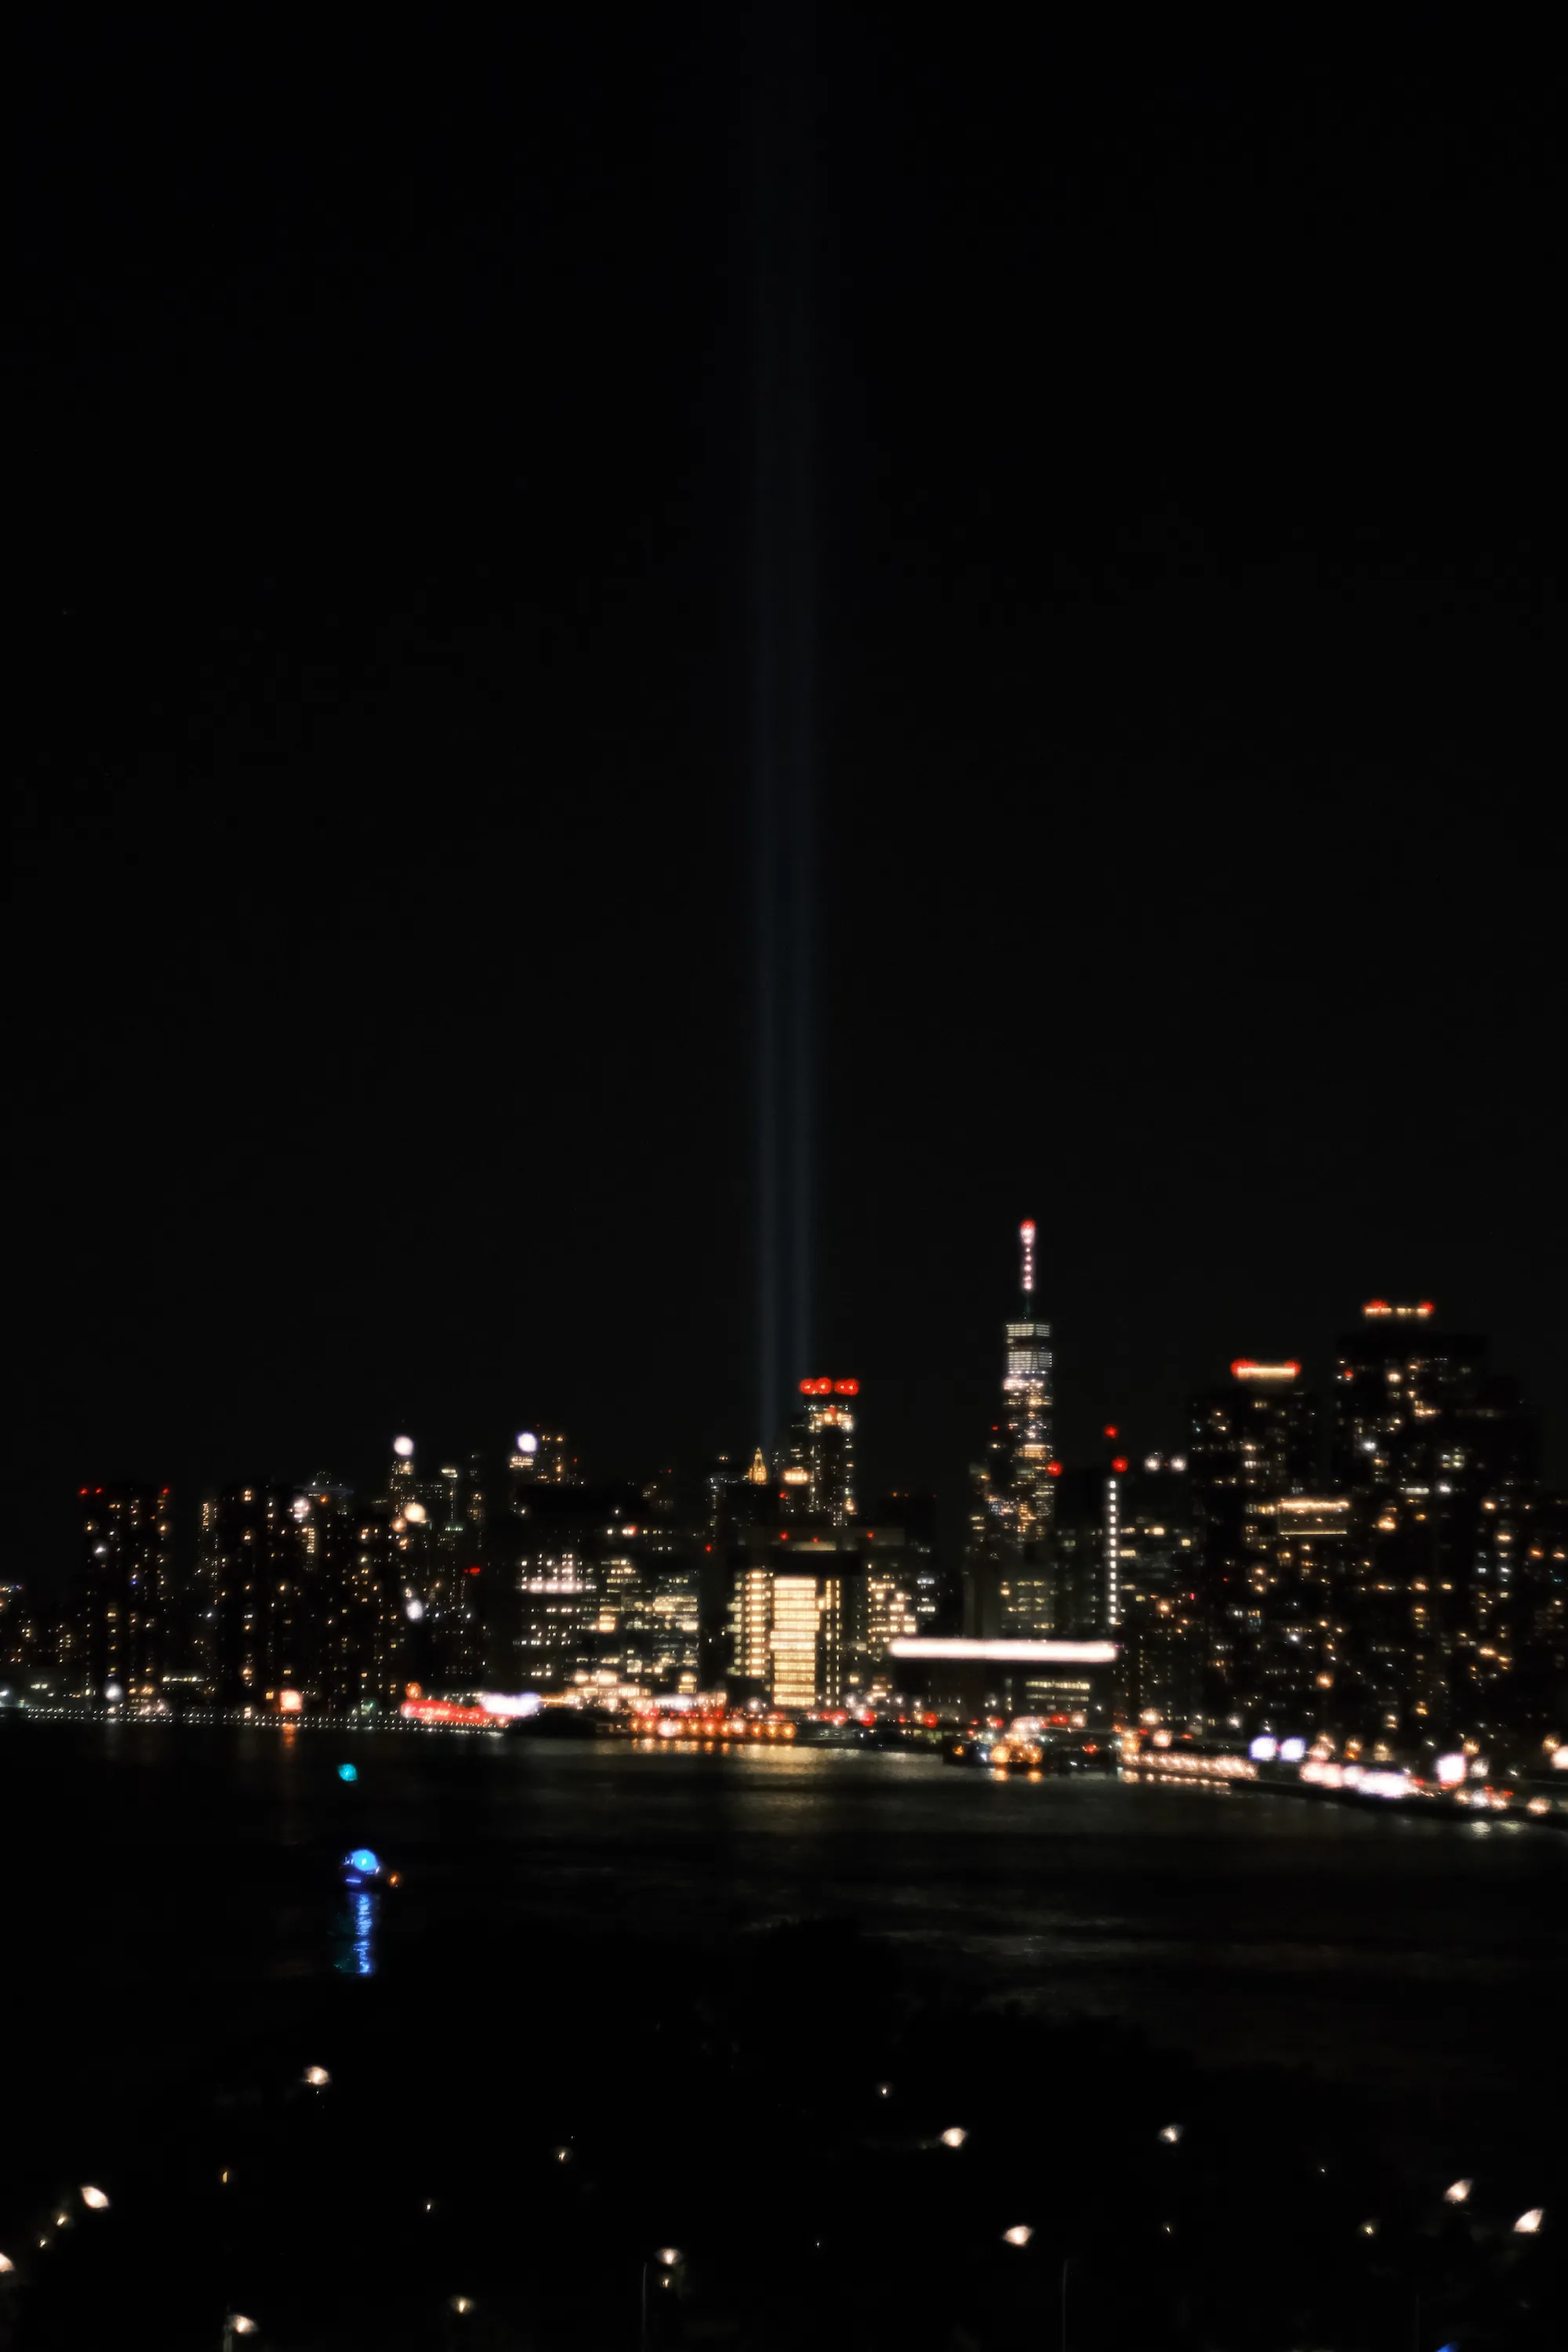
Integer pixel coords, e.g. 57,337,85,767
77,1482,171,1701
1188,1359,1319,1720
13,1273,1559,1754
1113,1455,1200,1729
1329,1303,1541,1741
965,1221,1058,1638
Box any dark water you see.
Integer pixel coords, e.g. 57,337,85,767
3,1724,1565,2346
7,1723,1564,2103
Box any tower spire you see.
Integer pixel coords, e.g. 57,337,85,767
1019,1218,1036,1304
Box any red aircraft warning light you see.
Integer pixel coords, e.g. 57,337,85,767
1111,1457,1129,1475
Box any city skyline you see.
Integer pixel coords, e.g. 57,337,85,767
12,1254,1559,1762
18,1263,1564,1585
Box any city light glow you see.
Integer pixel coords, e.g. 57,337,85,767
888,1638,1117,1664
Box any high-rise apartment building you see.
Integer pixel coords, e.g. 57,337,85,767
1330,1301,1539,1738
1113,1455,1200,1727
0,1581,36,1689
195,1483,325,1706
1234,1494,1354,1728
76,1483,171,1700
426,1456,486,1686
1189,1359,1319,1719
306,1478,406,1714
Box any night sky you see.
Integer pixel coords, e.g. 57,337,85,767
13,11,1563,1588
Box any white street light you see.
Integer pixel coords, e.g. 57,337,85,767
450,2296,474,2315
80,2186,110,2211
940,2126,967,2149
641,2250,681,2348
0,2254,13,2273
1443,2178,1472,2203
1158,2123,1183,2143
1002,2224,1033,2247
1514,2208,1544,2234
303,2066,330,2089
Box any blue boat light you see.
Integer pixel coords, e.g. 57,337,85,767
347,1848,381,1875
337,1763,358,1782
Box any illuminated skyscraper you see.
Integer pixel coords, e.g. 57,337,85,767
965,1221,1056,1636
310,1483,405,1714
724,1523,847,1710
786,1378,859,1523
1330,1301,1539,1739
388,1433,418,1515
197,1483,321,1707
1189,1359,1319,1717
509,1428,575,1506
1114,1455,1200,1727
76,1483,171,1700
426,1457,486,1686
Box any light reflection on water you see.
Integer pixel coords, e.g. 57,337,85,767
5,1728,1563,2107
336,1889,377,1976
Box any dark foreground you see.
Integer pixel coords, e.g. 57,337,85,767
1,1723,1563,2347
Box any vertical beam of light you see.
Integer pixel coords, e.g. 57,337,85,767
753,5,815,1449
